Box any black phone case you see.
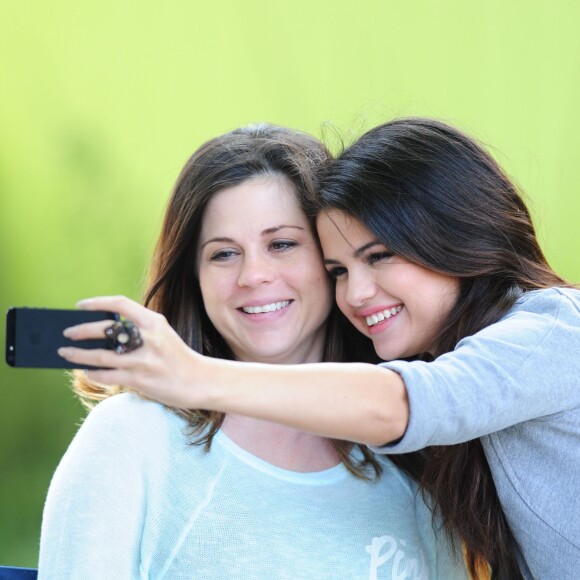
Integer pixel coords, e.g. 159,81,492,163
5,308,118,369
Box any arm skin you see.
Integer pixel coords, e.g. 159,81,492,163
58,295,410,446
197,357,409,446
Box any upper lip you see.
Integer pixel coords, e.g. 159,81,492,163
356,303,402,318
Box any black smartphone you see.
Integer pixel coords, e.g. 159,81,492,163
5,307,118,369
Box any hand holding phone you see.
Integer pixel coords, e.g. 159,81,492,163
5,308,118,369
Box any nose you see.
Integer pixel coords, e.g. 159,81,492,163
237,253,275,287
344,267,377,307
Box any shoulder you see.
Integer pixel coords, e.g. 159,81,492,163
49,393,193,491
459,286,580,355
448,286,579,345
88,391,171,423
75,392,187,452
508,287,580,320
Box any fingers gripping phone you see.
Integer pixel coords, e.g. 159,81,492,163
5,308,118,369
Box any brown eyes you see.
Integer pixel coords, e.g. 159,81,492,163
326,267,347,279
269,240,297,251
367,251,393,264
210,240,298,261
210,250,238,261
325,251,394,279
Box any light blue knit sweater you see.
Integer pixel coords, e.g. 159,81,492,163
39,393,467,579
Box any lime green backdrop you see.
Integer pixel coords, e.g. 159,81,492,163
1,0,579,566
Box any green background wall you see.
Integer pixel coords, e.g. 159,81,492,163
1,0,579,566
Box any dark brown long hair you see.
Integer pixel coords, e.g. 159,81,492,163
74,123,381,479
318,117,569,578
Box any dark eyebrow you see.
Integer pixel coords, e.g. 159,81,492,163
200,225,305,250
353,241,384,257
262,225,305,235
200,236,235,250
324,241,384,265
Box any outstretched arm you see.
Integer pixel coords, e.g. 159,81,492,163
199,357,408,446
58,295,409,446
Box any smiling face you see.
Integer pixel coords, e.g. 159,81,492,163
197,176,332,364
317,210,460,360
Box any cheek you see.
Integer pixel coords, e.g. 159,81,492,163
198,270,211,300
198,269,230,308
294,253,329,288
439,279,460,319
333,281,350,316
291,258,334,317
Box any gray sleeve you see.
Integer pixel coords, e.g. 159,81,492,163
373,289,580,453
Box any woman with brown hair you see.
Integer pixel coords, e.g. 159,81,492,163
43,123,467,579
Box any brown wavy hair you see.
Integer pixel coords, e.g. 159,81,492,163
74,123,382,479
317,117,570,578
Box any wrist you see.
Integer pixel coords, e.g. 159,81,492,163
187,353,233,412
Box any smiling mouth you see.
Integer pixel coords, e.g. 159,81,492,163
240,300,291,314
365,305,402,327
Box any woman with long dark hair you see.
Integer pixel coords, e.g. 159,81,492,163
59,118,580,579
312,117,579,578
44,123,468,578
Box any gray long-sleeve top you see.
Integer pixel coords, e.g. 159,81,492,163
375,287,580,579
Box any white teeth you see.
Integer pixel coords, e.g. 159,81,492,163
365,305,402,327
242,301,290,314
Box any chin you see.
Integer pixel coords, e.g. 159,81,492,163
243,345,294,363
373,343,408,362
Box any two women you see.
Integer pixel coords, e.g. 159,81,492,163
43,124,467,578
59,117,580,579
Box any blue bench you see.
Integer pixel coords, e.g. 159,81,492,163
0,567,38,579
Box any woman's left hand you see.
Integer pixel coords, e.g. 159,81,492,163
58,295,209,409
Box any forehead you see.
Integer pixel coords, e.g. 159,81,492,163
316,210,373,249
199,176,306,238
